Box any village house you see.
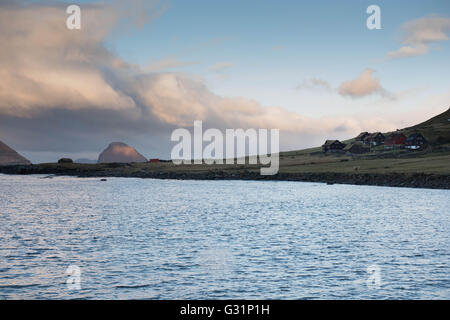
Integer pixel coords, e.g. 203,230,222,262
355,132,370,142
343,141,369,154
149,158,160,163
405,133,427,150
384,132,407,149
322,140,346,153
364,132,385,146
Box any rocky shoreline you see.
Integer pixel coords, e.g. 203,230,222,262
1,164,449,189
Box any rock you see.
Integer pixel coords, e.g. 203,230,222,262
39,175,54,179
97,142,147,164
58,158,73,164
0,140,31,166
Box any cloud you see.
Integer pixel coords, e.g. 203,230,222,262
338,69,390,98
387,16,450,59
146,56,200,71
0,1,433,162
296,78,331,92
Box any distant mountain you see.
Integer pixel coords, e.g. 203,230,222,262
74,158,97,164
0,140,31,166
97,142,147,163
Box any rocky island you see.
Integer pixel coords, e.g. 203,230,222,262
0,140,31,166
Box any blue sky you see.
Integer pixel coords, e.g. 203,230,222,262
94,0,450,115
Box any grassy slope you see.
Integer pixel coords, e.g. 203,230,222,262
40,148,450,176
402,107,450,146
275,108,450,175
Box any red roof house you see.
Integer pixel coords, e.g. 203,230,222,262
384,133,407,147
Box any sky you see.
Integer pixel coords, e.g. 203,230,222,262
0,0,449,162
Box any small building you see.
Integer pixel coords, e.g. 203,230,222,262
364,132,385,146
322,140,346,153
343,142,369,154
405,133,427,150
355,132,370,142
149,158,160,163
58,158,73,164
384,133,407,148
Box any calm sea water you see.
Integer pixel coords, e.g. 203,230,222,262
0,174,448,299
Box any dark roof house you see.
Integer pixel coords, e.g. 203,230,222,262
364,132,385,146
322,140,346,153
355,132,370,141
405,133,427,150
343,142,369,154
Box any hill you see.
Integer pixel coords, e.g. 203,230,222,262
97,142,147,163
0,140,31,166
400,107,450,147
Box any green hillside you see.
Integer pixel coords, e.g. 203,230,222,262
401,107,450,147
276,107,450,174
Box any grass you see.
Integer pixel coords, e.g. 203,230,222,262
38,148,450,176
277,151,450,174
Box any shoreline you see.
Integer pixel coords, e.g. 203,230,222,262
1,164,449,189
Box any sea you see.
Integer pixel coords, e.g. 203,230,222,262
0,174,448,299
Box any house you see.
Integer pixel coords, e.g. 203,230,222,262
58,158,73,164
405,133,427,150
384,133,407,148
343,142,369,154
322,140,346,153
364,132,385,146
149,158,160,163
355,132,370,142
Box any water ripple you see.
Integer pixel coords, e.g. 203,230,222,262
0,174,449,299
